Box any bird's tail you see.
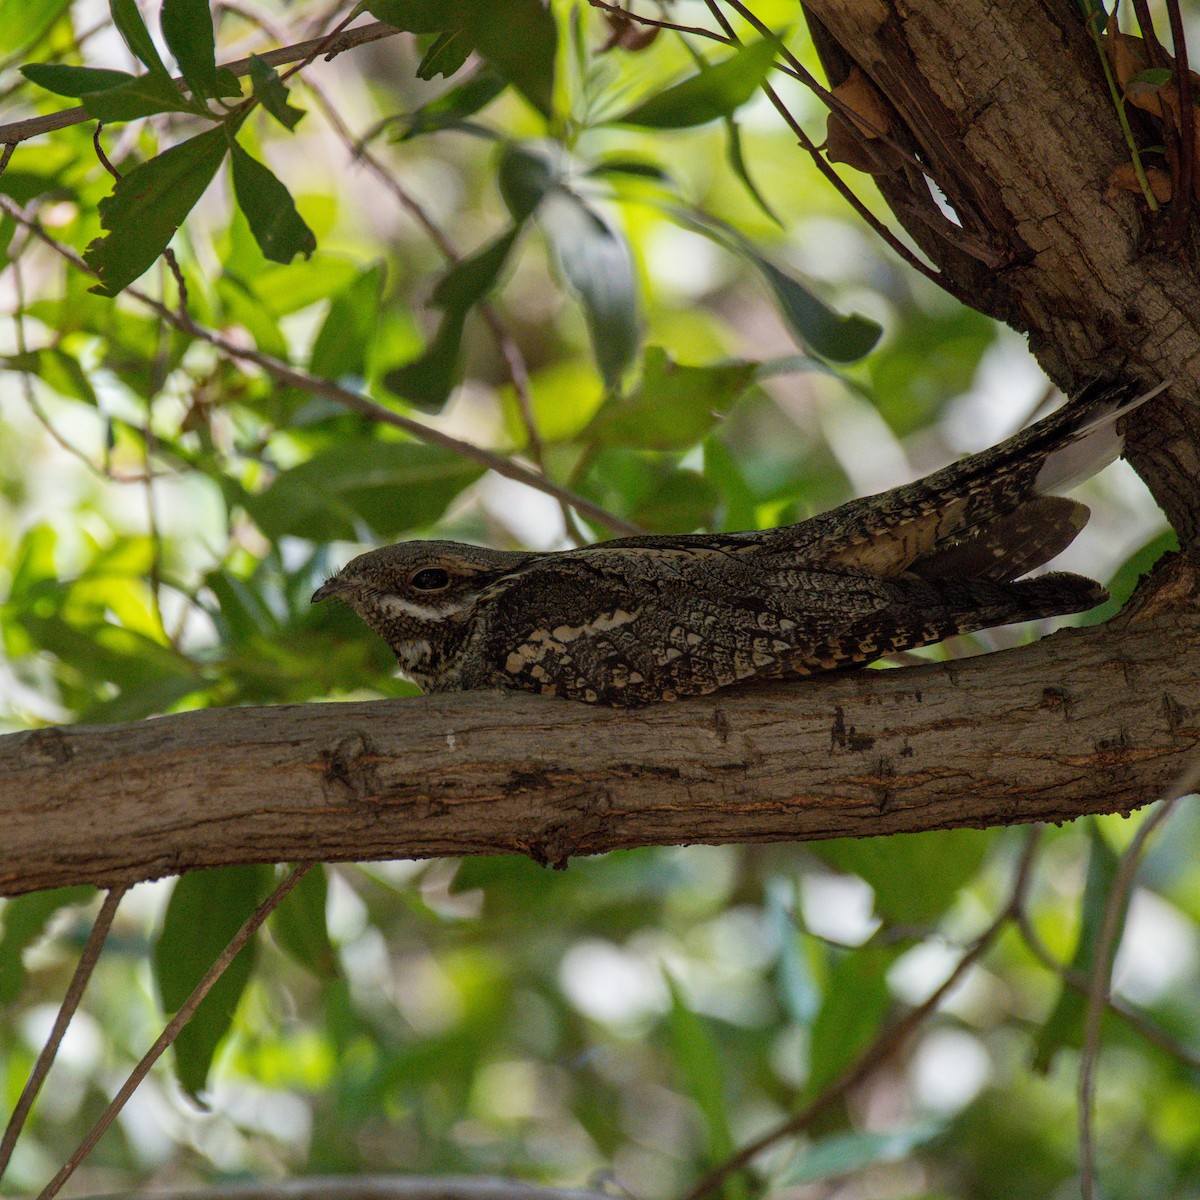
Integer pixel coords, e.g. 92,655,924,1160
801,378,1167,580
857,572,1109,660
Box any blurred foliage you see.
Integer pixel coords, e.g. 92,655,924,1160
0,1,1191,1199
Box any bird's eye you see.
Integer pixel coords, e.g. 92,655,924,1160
410,567,450,591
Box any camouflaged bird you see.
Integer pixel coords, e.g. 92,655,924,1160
312,380,1165,706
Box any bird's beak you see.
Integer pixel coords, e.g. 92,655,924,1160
311,576,354,604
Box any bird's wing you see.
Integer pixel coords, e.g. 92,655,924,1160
468,547,892,705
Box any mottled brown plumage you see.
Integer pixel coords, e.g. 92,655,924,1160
312,380,1164,706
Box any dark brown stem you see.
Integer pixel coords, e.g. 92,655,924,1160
682,830,1041,1200
1163,0,1195,247
34,866,312,1200
0,197,640,535
0,887,126,1182
0,20,399,146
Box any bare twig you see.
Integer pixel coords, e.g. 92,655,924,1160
35,865,313,1200
1014,907,1200,1071
276,2,360,86
686,0,963,294
683,830,1041,1200
0,198,639,535
91,123,120,179
0,887,127,1183
1163,0,1195,247
1077,760,1198,1199
0,20,399,146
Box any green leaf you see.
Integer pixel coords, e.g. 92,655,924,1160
586,157,672,182
229,139,316,264
3,347,100,406
778,1122,944,1187
397,68,507,141
270,865,338,980
541,192,639,389
498,141,560,221
111,0,170,77
670,207,881,362
0,0,71,55
452,0,556,118
587,347,757,450
1128,67,1174,88
616,36,779,129
431,226,520,310
244,439,483,541
382,309,467,412
812,829,993,925
81,70,197,121
384,228,519,409
20,63,137,97
161,0,222,100
1032,821,1130,1072
363,0,452,32
1080,528,1177,627
807,945,893,1097
0,887,94,1003
155,866,268,1100
766,880,822,1025
248,54,305,130
757,258,881,362
417,28,470,79
84,124,228,296
630,469,719,534
310,262,386,381
725,116,781,226
665,977,740,1169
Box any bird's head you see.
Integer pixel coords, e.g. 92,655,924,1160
311,539,533,680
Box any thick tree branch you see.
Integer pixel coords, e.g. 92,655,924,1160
3,558,1198,898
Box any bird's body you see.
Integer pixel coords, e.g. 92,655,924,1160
312,380,1164,706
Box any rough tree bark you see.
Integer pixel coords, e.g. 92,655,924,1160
3,0,1199,896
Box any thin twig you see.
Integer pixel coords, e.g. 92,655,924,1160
0,887,127,1183
683,829,1041,1200
1078,768,1197,1199
589,0,736,45
0,20,399,146
687,0,960,294
35,865,313,1200
91,122,120,179
1,198,640,535
1163,0,1195,246
1014,907,1200,1071
276,2,359,86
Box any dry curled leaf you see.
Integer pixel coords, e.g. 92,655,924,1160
1107,160,1172,203
830,66,891,138
600,11,659,52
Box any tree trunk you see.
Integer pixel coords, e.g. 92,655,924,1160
803,0,1200,546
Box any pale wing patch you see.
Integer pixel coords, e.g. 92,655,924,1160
824,496,969,575
503,608,641,682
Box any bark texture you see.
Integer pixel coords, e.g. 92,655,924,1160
3,559,1198,898
803,0,1200,546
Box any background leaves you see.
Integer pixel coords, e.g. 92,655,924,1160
0,2,1188,1199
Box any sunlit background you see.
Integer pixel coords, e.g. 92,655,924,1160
1,1,1198,1197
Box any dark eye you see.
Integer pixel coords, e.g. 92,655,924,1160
410,567,450,591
